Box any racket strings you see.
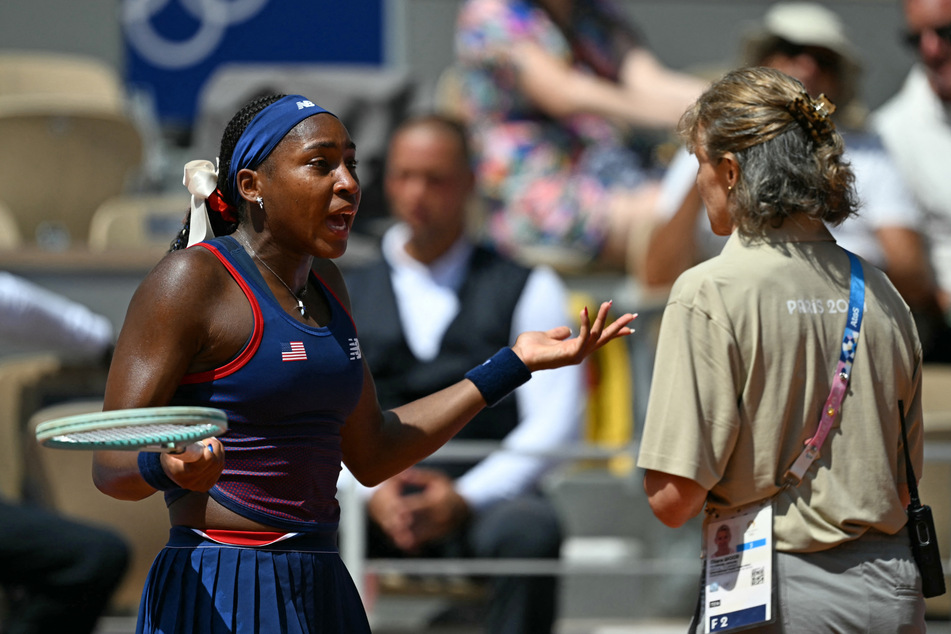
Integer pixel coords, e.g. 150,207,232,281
48,423,221,448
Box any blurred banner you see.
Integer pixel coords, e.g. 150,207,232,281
121,0,384,130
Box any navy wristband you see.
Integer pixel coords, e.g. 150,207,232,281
465,347,532,407
137,451,177,491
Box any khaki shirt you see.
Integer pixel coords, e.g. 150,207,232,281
637,224,923,552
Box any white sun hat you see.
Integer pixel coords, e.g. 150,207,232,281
741,2,865,125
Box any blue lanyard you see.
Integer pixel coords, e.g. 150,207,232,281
785,250,865,483
839,250,865,369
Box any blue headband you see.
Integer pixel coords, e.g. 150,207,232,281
226,95,335,205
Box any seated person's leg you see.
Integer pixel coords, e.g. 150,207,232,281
0,498,130,634
467,494,562,634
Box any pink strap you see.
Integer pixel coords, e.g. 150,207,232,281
785,361,850,483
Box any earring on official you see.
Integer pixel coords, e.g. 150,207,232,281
256,196,264,210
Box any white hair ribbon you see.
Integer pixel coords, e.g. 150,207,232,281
183,159,218,248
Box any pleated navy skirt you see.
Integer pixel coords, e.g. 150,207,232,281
136,526,371,634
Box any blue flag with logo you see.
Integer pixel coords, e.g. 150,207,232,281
121,0,384,128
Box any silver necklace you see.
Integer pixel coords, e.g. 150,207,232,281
254,254,307,317
240,237,307,317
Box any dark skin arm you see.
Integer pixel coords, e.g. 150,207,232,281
91,247,235,500
313,259,637,487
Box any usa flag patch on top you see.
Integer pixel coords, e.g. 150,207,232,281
281,341,307,362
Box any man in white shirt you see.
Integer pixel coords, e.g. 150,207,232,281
873,0,951,317
343,114,584,633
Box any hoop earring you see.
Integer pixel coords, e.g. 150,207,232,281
256,196,264,210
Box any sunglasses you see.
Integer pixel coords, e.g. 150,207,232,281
903,22,951,48
771,39,841,73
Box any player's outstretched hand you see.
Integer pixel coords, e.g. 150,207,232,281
512,301,636,372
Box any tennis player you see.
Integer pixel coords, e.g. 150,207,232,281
91,94,635,633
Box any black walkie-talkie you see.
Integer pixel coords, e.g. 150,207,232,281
900,400,947,598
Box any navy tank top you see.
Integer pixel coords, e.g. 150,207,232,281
167,236,364,531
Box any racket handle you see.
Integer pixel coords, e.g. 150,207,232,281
169,441,213,463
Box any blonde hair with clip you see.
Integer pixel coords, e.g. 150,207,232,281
679,66,857,236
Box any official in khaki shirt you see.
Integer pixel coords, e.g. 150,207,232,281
637,67,926,632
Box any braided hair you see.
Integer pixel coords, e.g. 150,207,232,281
170,93,287,251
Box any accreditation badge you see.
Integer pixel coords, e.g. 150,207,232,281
702,500,773,633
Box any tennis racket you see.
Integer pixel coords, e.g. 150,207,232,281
35,406,228,462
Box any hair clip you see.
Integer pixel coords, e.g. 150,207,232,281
785,93,837,145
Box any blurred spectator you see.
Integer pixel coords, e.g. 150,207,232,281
0,272,114,357
454,0,707,276
0,273,128,634
343,114,585,633
0,499,130,634
642,1,951,362
873,0,951,318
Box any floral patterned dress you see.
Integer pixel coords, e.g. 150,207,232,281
455,0,650,259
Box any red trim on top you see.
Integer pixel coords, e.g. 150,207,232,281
312,272,358,332
202,529,292,546
180,242,265,384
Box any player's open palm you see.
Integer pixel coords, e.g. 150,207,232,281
513,301,635,371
